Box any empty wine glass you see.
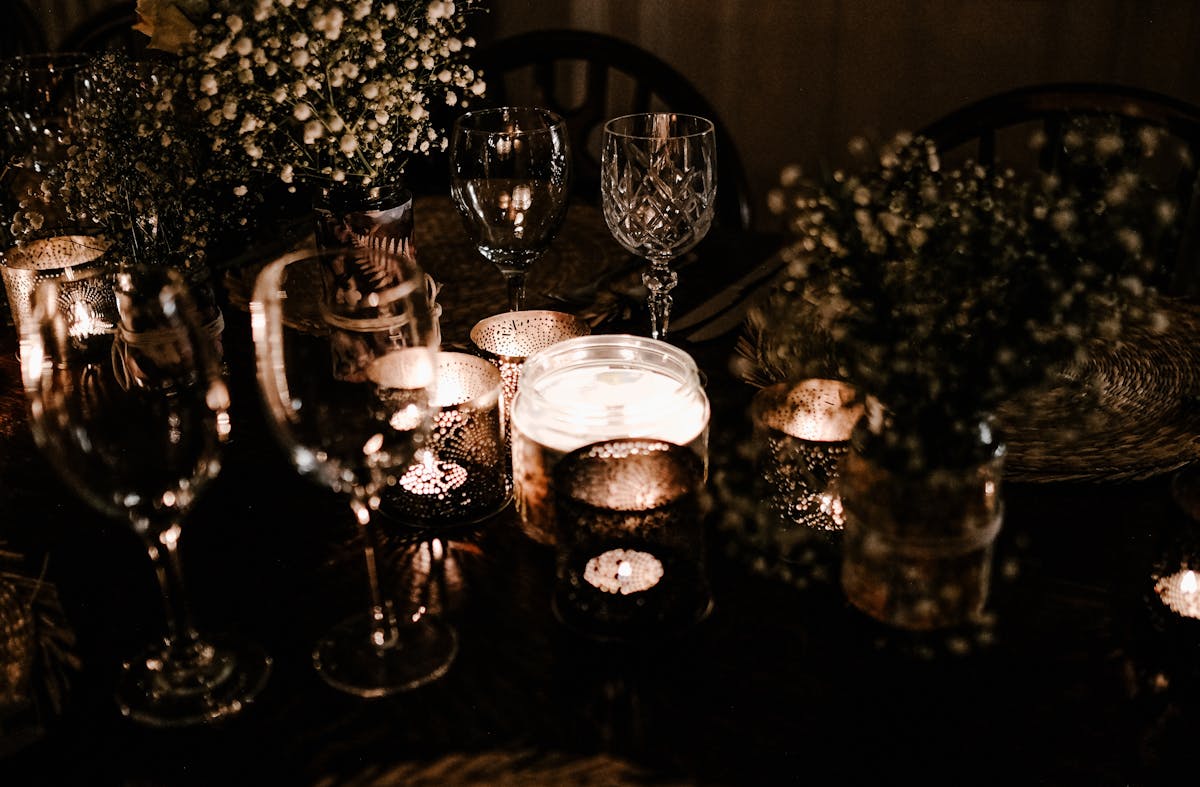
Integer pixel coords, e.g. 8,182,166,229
21,262,271,726
449,106,571,311
251,246,456,697
601,113,717,340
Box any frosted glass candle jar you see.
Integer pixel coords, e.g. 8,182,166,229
510,334,710,545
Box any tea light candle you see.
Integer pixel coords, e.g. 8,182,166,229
583,548,664,595
399,451,469,498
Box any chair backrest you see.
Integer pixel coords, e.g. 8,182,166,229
1,1,48,58
919,82,1200,297
466,28,753,231
60,1,146,55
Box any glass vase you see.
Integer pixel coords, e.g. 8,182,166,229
838,417,1006,631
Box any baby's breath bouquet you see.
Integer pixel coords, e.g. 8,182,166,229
747,127,1177,470
169,0,487,198
58,51,223,274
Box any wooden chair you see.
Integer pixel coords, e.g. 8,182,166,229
459,28,754,231
1,1,48,58
60,1,146,55
919,82,1200,296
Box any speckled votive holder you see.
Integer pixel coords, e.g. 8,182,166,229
551,438,713,641
469,309,591,437
377,351,511,528
1,236,114,358
751,378,864,532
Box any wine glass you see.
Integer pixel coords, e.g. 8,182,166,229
601,113,717,340
20,262,271,726
449,106,571,311
251,246,456,697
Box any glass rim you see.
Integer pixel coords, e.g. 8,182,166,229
515,333,706,421
469,309,592,361
452,106,568,136
603,112,715,140
426,350,502,410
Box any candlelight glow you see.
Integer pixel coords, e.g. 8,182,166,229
399,450,469,497
583,548,664,595
764,379,862,442
1155,568,1200,619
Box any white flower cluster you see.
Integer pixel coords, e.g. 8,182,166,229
749,125,1179,451
187,0,485,193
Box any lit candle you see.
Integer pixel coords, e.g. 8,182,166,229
510,335,710,545
376,351,509,526
583,548,664,595
752,379,864,532
518,365,709,453
2,234,113,350
399,449,469,498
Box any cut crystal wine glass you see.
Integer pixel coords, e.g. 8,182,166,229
449,106,571,312
601,113,717,340
251,246,456,697
21,262,271,726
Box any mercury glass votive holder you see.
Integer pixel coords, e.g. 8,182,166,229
377,351,511,527
469,309,591,436
751,379,864,533
509,334,710,546
552,438,712,641
1,236,115,356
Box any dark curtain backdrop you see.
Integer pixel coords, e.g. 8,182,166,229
485,0,1200,230
29,0,1200,231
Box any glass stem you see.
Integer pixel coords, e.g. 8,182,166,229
144,522,205,665
642,260,678,340
350,496,400,651
504,271,527,312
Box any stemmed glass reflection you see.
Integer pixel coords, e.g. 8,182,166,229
21,263,271,726
449,106,571,311
601,113,717,340
251,246,456,697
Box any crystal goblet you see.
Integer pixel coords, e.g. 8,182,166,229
601,113,717,340
251,246,456,697
21,262,271,726
449,106,571,312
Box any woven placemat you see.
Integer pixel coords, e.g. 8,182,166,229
319,748,691,787
996,295,1200,483
224,196,631,347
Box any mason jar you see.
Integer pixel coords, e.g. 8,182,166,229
509,334,710,545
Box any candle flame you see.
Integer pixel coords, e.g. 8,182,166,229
583,548,664,595
1183,570,1198,594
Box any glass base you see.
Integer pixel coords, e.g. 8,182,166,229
312,612,458,698
377,489,513,531
115,635,272,727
